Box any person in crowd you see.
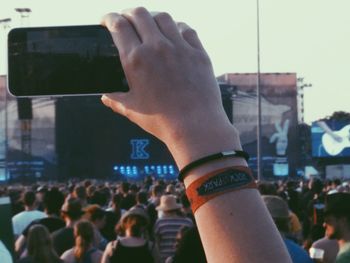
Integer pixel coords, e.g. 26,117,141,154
262,195,313,263
102,193,125,242
166,226,206,263
165,184,176,195
147,184,164,230
311,236,339,263
179,193,195,223
0,239,13,263
72,185,88,208
89,188,110,210
86,185,97,204
18,224,62,263
52,198,85,256
22,187,66,234
154,194,193,262
101,207,156,263
323,193,350,263
100,8,292,262
118,182,136,210
12,191,46,239
258,182,302,243
132,191,149,210
15,188,66,255
83,204,108,250
35,186,48,211
60,220,103,263
302,178,326,248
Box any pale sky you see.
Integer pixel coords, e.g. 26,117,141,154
1,0,349,124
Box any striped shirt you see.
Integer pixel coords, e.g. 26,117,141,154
154,216,193,262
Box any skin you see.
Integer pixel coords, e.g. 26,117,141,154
101,7,292,263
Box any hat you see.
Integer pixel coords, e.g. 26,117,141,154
262,195,289,219
61,198,85,218
324,193,350,217
120,207,150,224
156,195,182,212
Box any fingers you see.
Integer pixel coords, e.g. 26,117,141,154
101,13,141,56
152,12,183,43
122,7,164,43
177,22,205,50
103,8,204,53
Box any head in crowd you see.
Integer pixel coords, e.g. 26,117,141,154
27,224,61,263
144,176,153,188
112,193,122,209
136,191,148,205
43,187,65,216
74,220,95,263
89,190,108,207
156,195,183,216
116,207,149,237
36,186,48,203
262,195,290,234
73,185,87,202
309,178,324,195
120,182,130,195
258,182,278,196
180,193,191,210
323,193,350,240
165,184,176,195
68,184,76,195
151,184,164,198
83,180,92,189
87,185,97,199
61,198,85,222
84,204,106,230
130,184,139,194
23,191,37,209
172,226,206,263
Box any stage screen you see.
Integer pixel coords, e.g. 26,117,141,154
312,120,350,157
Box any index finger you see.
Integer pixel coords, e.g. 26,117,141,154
101,13,141,56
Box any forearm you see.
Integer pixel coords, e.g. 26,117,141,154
170,125,292,263
191,187,291,262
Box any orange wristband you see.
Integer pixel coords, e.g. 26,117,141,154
186,166,257,213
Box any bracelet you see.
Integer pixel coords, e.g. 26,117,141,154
186,166,257,213
178,150,249,182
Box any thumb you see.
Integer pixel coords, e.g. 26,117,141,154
101,94,128,116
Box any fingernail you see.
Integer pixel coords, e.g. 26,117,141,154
101,95,111,107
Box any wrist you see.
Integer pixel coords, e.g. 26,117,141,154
163,118,247,184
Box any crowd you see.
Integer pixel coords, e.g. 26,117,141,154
0,178,200,263
0,176,349,263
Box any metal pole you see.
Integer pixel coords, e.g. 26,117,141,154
256,0,262,181
4,79,9,180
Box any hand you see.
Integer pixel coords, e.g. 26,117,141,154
101,8,240,167
269,119,289,156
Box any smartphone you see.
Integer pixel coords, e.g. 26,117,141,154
7,25,128,97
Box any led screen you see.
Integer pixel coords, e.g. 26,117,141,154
312,120,350,157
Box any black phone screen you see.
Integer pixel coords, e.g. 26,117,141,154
8,25,128,97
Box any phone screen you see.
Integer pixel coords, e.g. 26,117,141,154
8,25,128,97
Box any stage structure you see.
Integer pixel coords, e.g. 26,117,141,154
218,73,299,179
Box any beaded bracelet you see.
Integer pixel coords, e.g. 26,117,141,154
178,150,249,182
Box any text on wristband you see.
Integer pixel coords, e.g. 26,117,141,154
197,169,254,196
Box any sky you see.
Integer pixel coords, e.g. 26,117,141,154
0,0,349,124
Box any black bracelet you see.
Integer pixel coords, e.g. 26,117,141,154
178,150,250,182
